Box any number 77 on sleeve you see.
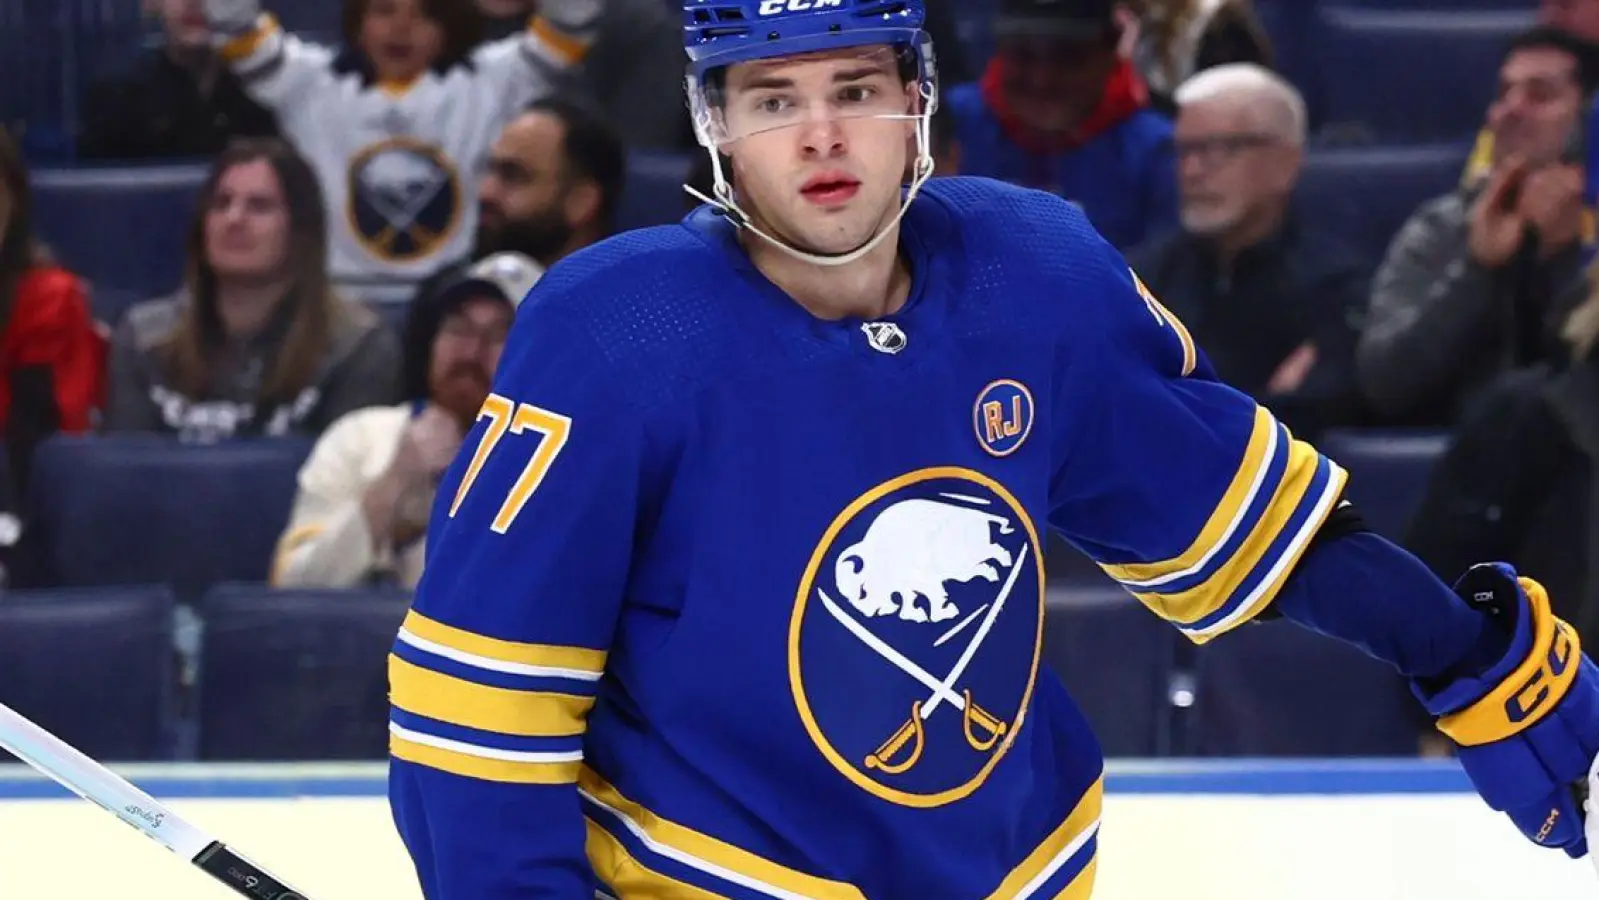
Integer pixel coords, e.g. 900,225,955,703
448,392,573,534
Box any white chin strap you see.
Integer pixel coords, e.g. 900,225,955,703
682,102,937,268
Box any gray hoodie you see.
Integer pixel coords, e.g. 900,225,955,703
102,289,403,442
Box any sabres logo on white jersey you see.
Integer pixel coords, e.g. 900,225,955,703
790,468,1044,808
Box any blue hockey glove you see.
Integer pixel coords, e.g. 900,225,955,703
1413,563,1599,857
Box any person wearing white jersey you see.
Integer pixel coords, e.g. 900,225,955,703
202,0,603,304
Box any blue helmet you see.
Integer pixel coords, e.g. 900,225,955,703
682,0,928,80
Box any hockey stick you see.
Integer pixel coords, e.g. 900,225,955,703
0,699,313,899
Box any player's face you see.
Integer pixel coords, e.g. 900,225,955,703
1542,0,1599,42
1487,47,1584,168
1175,100,1297,237
429,296,513,422
203,159,291,282
721,47,916,256
360,0,446,84
159,0,211,50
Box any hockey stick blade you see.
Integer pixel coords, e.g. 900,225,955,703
0,699,313,899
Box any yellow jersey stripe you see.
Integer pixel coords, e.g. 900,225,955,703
388,655,593,737
391,732,581,784
1129,436,1324,626
531,16,592,66
585,819,726,899
579,769,867,900
1183,461,1348,643
985,777,1102,899
219,13,279,64
401,608,606,674
1100,406,1277,587
1049,858,1097,900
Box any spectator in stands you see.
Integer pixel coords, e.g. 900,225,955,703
1403,279,1599,647
272,252,539,590
0,129,107,496
1359,27,1599,427
1129,64,1366,440
475,0,688,149
77,0,279,160
203,0,603,304
946,0,1177,251
411,99,624,307
1121,0,1275,116
102,138,401,442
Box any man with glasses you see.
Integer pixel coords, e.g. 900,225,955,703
1130,62,1368,440
271,252,541,591
1361,27,1599,427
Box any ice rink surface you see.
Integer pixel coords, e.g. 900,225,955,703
0,759,1591,899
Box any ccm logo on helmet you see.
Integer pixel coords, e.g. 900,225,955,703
758,0,843,14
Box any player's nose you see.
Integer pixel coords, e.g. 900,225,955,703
797,117,848,158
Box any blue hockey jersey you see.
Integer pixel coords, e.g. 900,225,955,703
387,176,1349,899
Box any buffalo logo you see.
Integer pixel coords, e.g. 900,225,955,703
790,467,1044,807
347,138,461,263
974,379,1034,457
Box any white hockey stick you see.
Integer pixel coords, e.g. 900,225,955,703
0,699,313,899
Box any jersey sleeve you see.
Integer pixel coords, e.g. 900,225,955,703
388,291,660,897
470,11,594,119
1046,220,1349,645
217,13,337,111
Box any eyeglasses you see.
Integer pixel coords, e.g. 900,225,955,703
1174,132,1279,165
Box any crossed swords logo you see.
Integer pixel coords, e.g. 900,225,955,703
817,541,1030,776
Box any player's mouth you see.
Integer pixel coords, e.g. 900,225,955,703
800,172,861,206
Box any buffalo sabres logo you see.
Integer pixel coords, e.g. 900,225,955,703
347,137,461,262
790,467,1044,807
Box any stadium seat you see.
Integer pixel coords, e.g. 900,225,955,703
1294,142,1472,272
1316,429,1451,541
1191,617,1422,757
620,152,694,232
0,585,178,761
196,585,410,760
30,162,210,300
26,435,313,600
1043,586,1180,756
1312,7,1531,142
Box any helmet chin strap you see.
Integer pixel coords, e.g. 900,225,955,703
683,101,937,269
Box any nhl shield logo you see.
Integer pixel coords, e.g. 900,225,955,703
789,467,1044,807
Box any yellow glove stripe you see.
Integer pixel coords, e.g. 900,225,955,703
1437,578,1581,747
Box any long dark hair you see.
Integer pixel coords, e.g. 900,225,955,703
0,127,46,340
165,138,347,409
341,0,485,74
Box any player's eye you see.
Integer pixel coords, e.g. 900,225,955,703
839,85,877,104
754,96,791,115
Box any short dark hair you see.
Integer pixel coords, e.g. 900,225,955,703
525,96,627,236
1507,26,1599,96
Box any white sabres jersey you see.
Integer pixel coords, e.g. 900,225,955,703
220,14,583,302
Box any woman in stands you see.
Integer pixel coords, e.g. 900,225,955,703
102,138,401,443
0,128,107,486
200,0,602,303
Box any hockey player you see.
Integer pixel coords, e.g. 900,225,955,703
387,2,1599,897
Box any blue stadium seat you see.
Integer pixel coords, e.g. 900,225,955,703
1191,617,1422,756
1043,586,1180,756
1294,141,1471,272
264,0,342,35
1313,7,1531,142
26,435,313,600
1317,429,1451,541
0,585,177,761
196,585,410,760
30,162,210,300
620,152,694,232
